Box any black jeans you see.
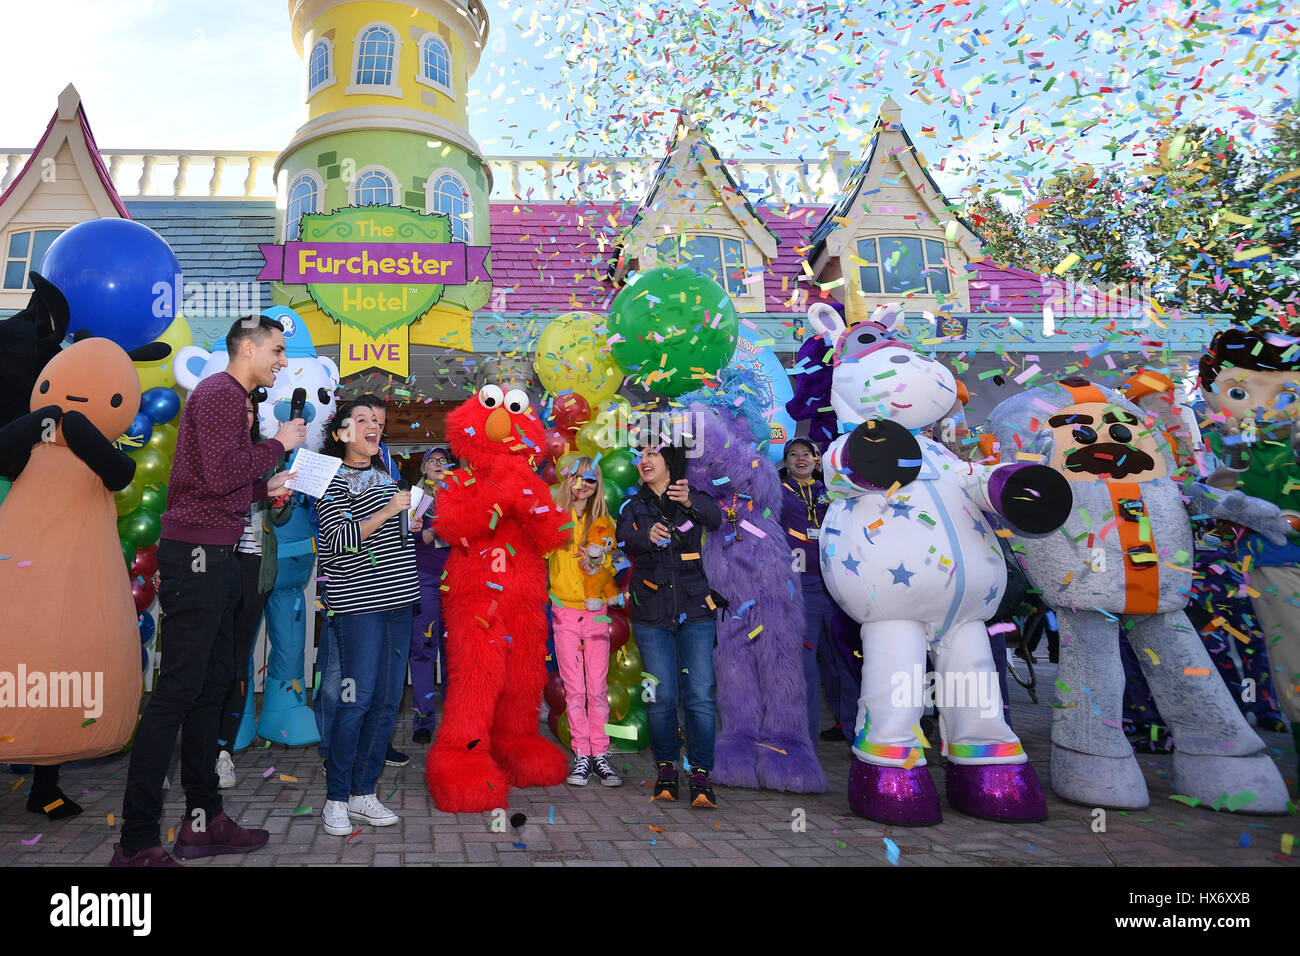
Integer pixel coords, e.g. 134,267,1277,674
218,552,270,750
121,540,240,851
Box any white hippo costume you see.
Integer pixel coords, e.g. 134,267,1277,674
987,377,1292,813
174,307,339,748
810,303,1072,825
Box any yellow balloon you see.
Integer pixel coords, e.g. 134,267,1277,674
146,423,178,458
135,314,194,392
589,397,632,450
575,422,606,458
556,452,582,479
534,311,623,406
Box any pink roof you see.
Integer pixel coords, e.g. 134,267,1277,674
489,205,1125,317
0,101,129,220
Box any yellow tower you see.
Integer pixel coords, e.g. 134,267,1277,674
271,0,492,370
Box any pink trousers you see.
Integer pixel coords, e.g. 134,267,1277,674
552,606,611,755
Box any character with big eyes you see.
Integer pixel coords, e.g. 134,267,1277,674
1198,325,1300,777
988,376,1292,812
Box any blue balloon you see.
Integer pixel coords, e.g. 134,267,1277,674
123,412,153,449
730,328,797,463
141,644,150,672
140,387,181,425
138,612,155,646
39,219,180,352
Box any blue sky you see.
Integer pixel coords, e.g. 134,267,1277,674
0,0,1294,201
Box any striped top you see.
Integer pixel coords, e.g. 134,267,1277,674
316,463,419,615
235,501,265,556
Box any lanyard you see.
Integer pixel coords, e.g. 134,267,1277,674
784,480,821,528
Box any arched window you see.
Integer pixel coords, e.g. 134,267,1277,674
348,23,401,96
855,237,951,295
307,38,334,95
286,172,321,240
425,170,470,242
351,167,395,207
418,34,453,95
653,234,746,296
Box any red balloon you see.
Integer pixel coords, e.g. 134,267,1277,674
542,427,569,462
541,461,558,485
543,671,567,713
608,607,630,653
132,576,156,615
552,393,591,434
546,707,562,740
131,544,159,581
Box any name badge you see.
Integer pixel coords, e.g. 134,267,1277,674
806,528,820,539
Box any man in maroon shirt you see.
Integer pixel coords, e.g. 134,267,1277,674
112,314,307,866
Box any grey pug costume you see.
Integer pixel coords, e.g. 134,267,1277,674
987,378,1290,812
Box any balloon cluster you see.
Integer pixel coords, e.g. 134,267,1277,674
532,272,741,753
114,386,182,669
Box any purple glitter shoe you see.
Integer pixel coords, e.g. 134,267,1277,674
847,758,942,826
946,762,1048,823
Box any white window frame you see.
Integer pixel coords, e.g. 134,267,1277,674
648,233,751,299
414,33,455,99
424,168,471,243
346,22,403,98
3,227,66,290
306,37,337,98
349,165,400,208
855,235,952,297
286,170,325,240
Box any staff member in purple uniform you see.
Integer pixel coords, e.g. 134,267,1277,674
112,314,305,867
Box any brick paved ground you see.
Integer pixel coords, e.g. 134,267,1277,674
1,659,1295,867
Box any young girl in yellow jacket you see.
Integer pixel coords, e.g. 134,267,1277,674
548,457,623,787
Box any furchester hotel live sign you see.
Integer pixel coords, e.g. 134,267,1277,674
258,206,490,377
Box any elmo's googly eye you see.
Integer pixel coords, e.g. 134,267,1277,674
504,389,529,414
478,384,504,409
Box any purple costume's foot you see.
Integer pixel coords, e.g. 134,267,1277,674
711,732,762,789
946,762,1048,823
847,758,941,826
755,737,827,794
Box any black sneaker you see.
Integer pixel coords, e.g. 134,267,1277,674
413,728,432,745
819,724,844,741
591,753,623,787
653,761,678,801
566,753,592,787
689,768,716,809
384,746,410,768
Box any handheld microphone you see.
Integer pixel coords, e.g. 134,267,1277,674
398,480,410,548
284,387,308,469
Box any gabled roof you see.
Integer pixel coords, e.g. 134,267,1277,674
611,113,780,280
0,84,129,222
808,97,982,266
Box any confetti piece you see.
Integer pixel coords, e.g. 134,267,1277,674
347,827,363,843
1283,834,1294,855
279,774,299,783
167,826,175,843
1142,648,1159,666
21,834,42,846
548,806,555,825
106,813,114,826
883,837,900,865
649,825,664,833
263,766,276,779
42,799,64,813
292,807,314,816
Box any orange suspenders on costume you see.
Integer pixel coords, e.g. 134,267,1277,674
1058,383,1161,615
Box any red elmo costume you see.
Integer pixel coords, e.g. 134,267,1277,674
425,385,569,811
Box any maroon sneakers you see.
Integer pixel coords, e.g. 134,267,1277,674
109,844,181,867
173,811,270,859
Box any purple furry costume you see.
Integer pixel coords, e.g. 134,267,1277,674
684,370,827,793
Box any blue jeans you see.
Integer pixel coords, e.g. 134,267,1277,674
319,606,412,802
314,614,339,758
635,618,716,771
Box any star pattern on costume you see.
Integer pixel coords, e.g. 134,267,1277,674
842,554,862,575
889,561,915,586
888,501,914,519
984,585,1000,605
971,517,989,539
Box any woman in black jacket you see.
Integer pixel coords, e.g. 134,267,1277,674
615,443,722,808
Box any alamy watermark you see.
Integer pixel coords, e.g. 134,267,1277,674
0,666,103,719
890,664,1000,719
152,274,265,319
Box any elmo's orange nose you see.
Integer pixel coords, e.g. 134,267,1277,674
486,406,513,442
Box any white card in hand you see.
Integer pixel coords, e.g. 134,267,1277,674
283,448,342,498
408,486,427,522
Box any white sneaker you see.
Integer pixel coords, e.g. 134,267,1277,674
322,799,352,836
162,775,170,791
216,750,236,789
347,793,398,827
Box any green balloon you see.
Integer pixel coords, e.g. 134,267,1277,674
608,640,643,688
556,711,572,751
604,481,628,517
608,267,738,396
114,480,143,517
140,485,167,515
610,706,651,753
120,537,137,567
606,682,631,723
118,507,161,549
130,446,169,487
599,448,638,494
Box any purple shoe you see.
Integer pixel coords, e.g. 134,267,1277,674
946,762,1048,823
848,758,942,826
173,811,269,859
108,843,181,867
